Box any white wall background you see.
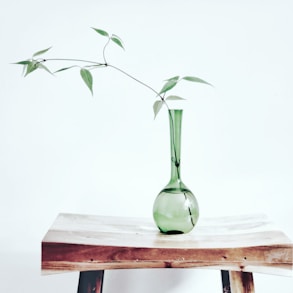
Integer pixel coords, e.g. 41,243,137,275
0,0,292,292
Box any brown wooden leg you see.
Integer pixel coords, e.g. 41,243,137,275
230,271,255,293
77,270,104,293
221,271,255,293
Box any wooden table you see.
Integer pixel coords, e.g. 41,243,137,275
42,213,292,293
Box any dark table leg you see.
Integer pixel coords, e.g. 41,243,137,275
221,270,231,293
77,270,104,293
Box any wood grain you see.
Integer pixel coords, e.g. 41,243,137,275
229,271,255,293
42,213,292,276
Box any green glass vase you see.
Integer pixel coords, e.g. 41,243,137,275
153,109,199,234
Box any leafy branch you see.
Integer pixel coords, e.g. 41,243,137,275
14,27,212,118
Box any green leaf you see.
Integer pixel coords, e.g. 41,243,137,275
32,47,52,58
92,28,109,37
54,66,77,73
159,79,178,95
153,100,163,119
80,68,93,95
110,35,124,50
14,60,31,65
24,61,38,76
165,95,186,101
182,76,212,86
13,60,32,76
164,76,180,82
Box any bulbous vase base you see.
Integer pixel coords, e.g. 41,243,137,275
153,188,199,234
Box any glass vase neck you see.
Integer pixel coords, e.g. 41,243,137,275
168,109,183,185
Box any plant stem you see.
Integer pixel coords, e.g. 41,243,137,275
41,58,167,103
107,64,162,99
103,38,111,64
41,58,105,67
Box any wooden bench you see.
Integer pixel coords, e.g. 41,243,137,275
42,213,292,292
